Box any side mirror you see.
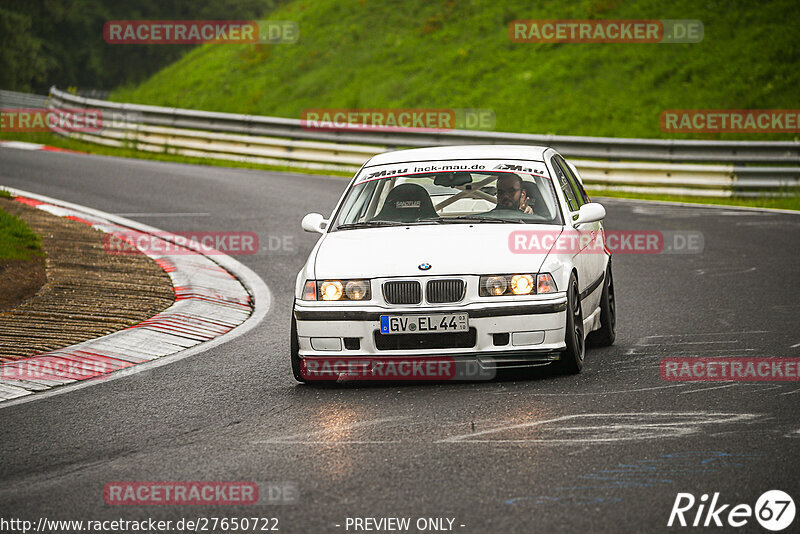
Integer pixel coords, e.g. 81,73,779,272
301,213,328,234
572,203,606,225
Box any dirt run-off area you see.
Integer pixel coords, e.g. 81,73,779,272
0,197,175,362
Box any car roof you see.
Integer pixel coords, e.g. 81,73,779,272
364,145,551,167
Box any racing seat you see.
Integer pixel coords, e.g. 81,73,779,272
373,183,438,223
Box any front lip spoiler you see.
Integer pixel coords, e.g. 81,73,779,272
294,299,567,321
302,350,561,369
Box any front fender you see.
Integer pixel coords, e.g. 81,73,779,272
539,253,573,294
294,235,326,298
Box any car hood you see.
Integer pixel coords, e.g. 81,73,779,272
313,224,563,278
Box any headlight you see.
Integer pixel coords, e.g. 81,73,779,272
302,279,371,301
483,275,508,296
320,280,344,301
480,273,555,296
510,274,534,295
345,280,369,300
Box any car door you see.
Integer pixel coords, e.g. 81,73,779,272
549,155,589,302
561,156,605,311
551,155,604,315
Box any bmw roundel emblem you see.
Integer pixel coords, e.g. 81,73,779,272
418,263,431,271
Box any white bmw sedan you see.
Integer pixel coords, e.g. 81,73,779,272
291,145,615,382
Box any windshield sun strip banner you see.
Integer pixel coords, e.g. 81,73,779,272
354,160,551,185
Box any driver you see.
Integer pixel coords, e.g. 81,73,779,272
494,174,533,214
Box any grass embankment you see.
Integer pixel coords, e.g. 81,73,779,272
0,196,44,261
4,0,800,210
0,196,47,311
112,0,800,141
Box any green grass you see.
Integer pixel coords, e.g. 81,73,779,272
112,0,800,141
0,204,44,261
15,0,793,211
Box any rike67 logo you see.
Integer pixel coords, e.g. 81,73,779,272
668,490,795,531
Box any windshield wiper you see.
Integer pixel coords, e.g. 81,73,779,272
423,216,519,224
336,221,400,229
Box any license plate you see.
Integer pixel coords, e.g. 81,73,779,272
379,313,468,335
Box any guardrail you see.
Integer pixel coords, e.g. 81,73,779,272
0,90,48,109
26,87,800,196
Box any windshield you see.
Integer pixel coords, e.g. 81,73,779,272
332,163,563,230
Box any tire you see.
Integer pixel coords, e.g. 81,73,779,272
290,305,306,383
553,274,585,374
587,262,616,347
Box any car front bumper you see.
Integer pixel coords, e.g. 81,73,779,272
294,295,568,369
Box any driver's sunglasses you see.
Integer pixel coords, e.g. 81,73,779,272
497,188,521,195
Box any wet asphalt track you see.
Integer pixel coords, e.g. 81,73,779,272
1,148,799,533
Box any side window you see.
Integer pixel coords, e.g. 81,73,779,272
555,156,586,208
562,158,590,204
551,156,579,212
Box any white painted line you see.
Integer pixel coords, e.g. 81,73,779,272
492,383,690,396
438,413,759,444
695,267,757,277
742,385,784,393
638,340,738,346
0,186,271,410
679,383,740,394
779,388,800,396
644,331,768,338
0,141,45,150
624,349,757,355
708,354,765,358
791,342,800,348
250,413,764,446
